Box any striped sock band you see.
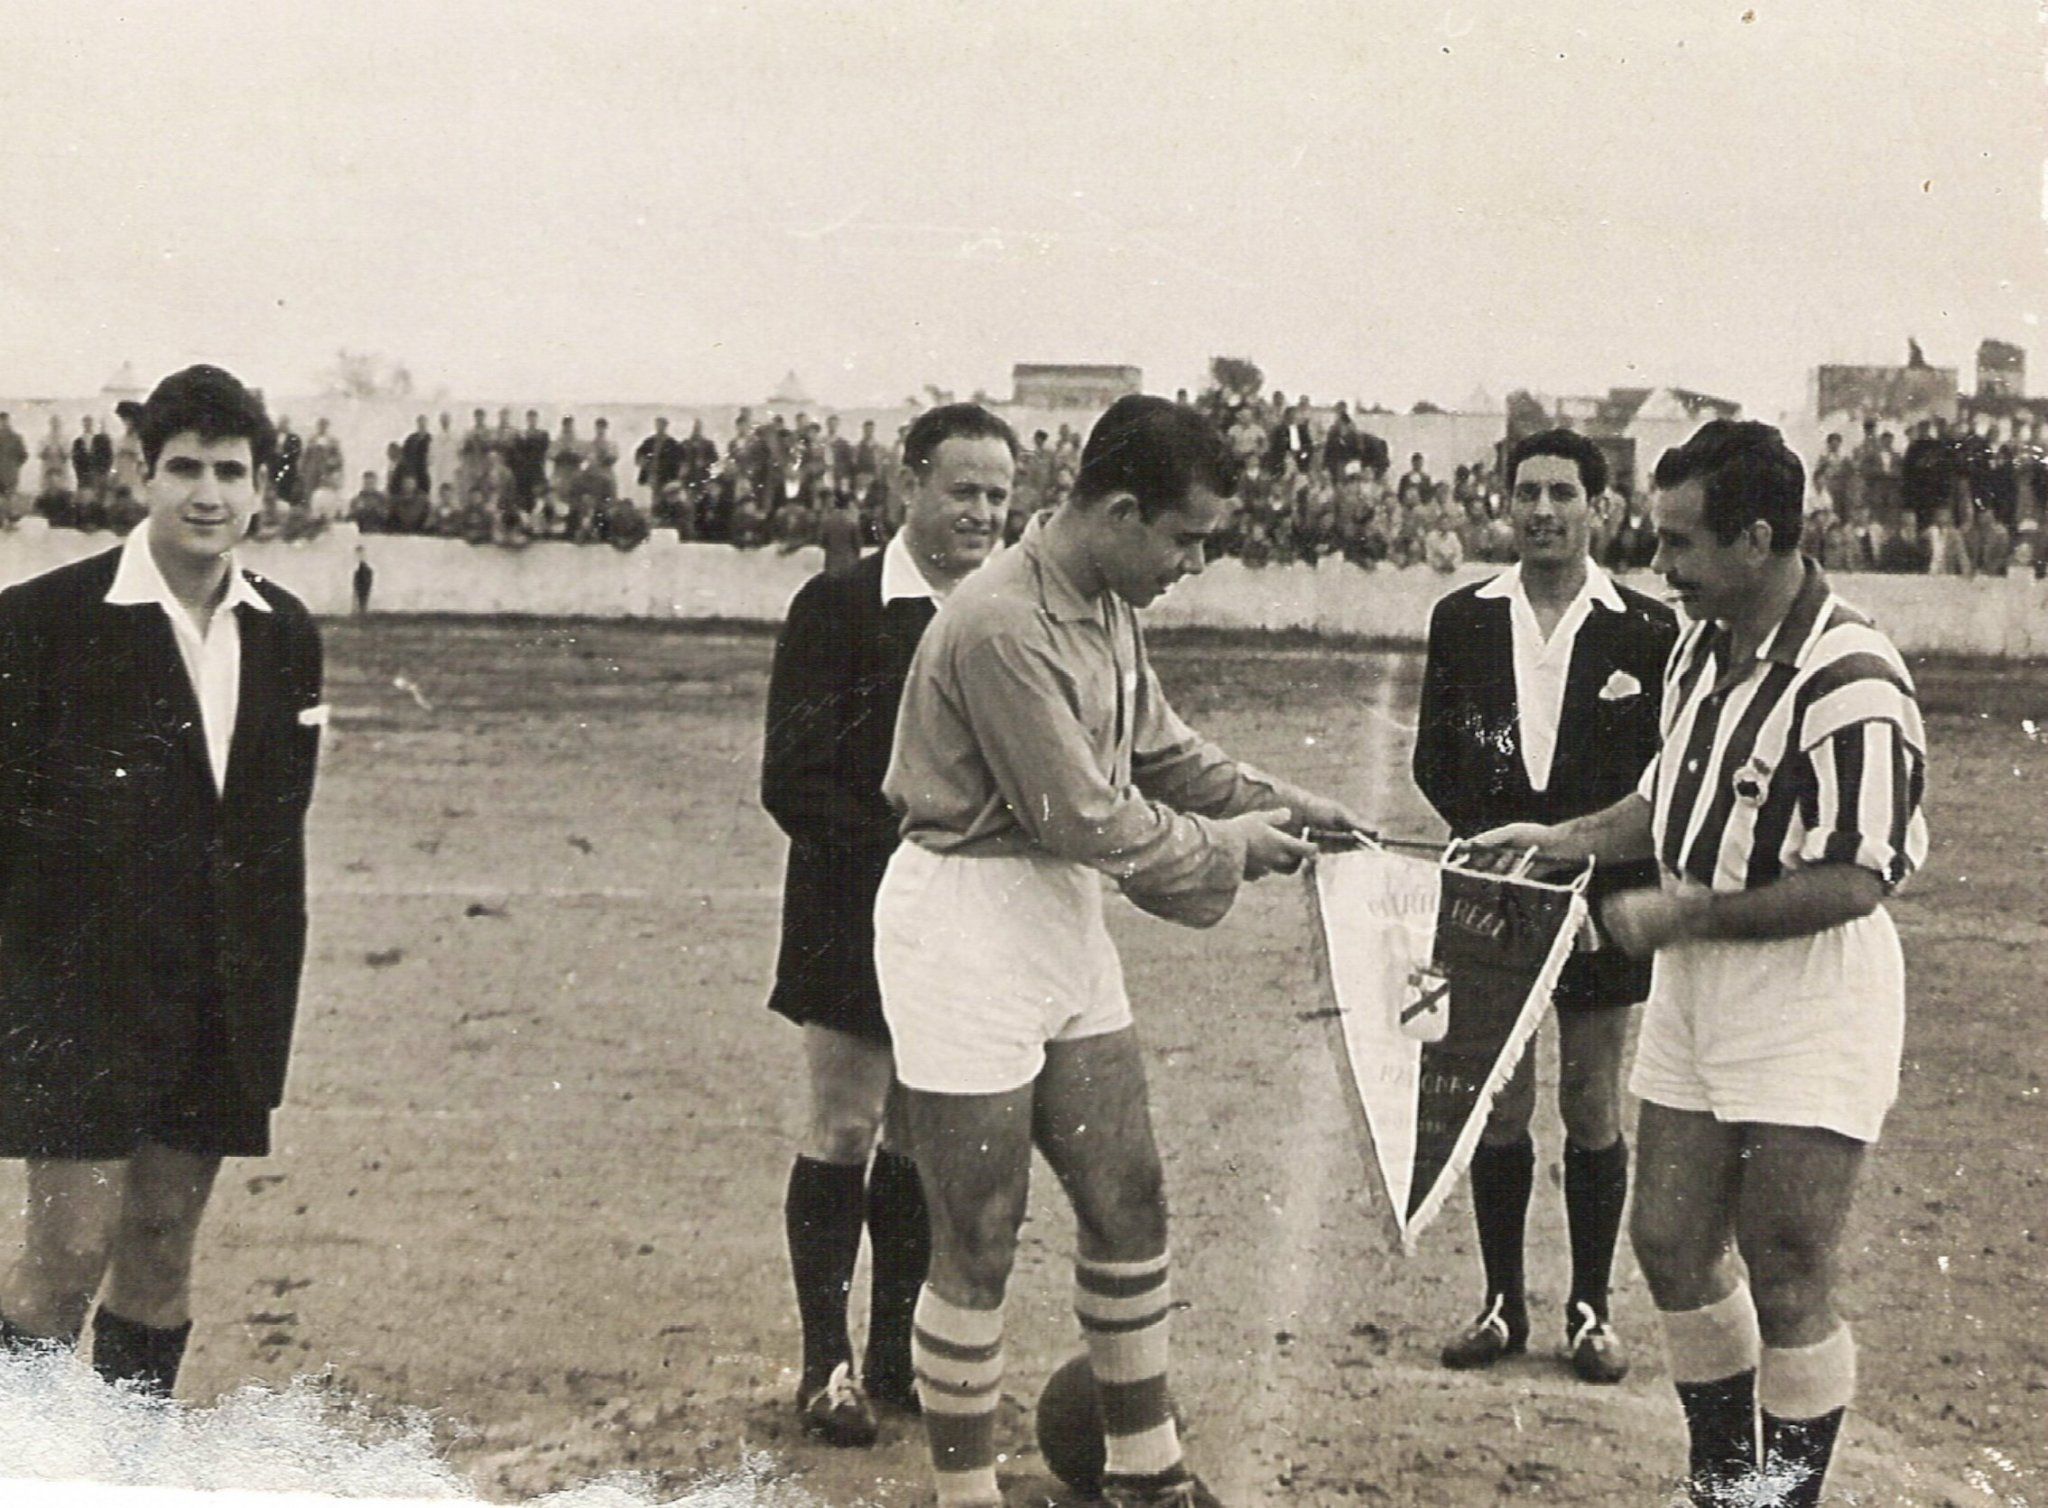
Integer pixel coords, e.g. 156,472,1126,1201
1075,1251,1181,1479
912,1286,1005,1507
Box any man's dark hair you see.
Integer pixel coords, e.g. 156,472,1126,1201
1652,419,1805,552
1073,396,1240,521
135,364,276,473
902,402,1019,472
1506,427,1608,498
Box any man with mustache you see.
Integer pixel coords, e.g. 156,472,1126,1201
761,402,1017,1446
0,365,324,1397
876,395,1361,1508
1414,428,1676,1386
1476,420,1927,1507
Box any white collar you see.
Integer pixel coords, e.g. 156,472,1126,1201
1474,560,1624,612
105,523,273,618
880,528,944,605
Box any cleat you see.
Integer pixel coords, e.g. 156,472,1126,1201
797,1360,879,1447
1439,1293,1527,1370
1562,1301,1630,1385
1101,1468,1224,1508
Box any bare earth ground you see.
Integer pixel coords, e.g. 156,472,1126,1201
2,618,2041,1507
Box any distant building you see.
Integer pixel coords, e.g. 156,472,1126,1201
1977,339,2025,400
1507,386,1743,497
767,370,816,410
1011,364,1142,409
1812,363,1958,426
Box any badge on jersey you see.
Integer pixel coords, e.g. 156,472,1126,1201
1306,840,1590,1253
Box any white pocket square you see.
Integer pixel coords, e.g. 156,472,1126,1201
298,704,331,727
1597,671,1643,701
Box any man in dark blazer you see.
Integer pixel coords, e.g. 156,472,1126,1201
0,365,324,1397
760,402,1016,1446
1413,428,1676,1386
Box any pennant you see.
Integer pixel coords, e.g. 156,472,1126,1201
1307,842,1589,1253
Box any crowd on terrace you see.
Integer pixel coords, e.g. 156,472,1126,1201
2,388,2042,577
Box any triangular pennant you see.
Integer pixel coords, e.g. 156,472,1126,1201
1306,843,1588,1253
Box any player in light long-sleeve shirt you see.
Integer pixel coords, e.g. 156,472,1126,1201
876,396,1361,1508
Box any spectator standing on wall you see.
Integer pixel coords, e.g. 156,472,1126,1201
303,418,344,500
1397,451,1434,507
1899,419,1950,531
38,417,70,500
680,418,719,498
510,410,551,508
458,410,493,501
0,414,29,506
1863,426,1902,523
1356,418,1391,480
272,418,305,507
1810,433,1852,515
1323,402,1363,475
2014,420,2045,541
72,416,114,507
637,417,683,503
426,413,460,504
1268,400,1315,474
853,418,883,485
589,418,619,494
824,414,854,500
398,416,433,500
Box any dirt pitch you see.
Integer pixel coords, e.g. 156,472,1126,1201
3,618,2040,1507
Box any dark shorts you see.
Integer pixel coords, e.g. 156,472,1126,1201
0,996,273,1162
1552,945,1650,1012
766,839,894,1047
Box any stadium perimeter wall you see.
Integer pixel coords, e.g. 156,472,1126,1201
2,519,2044,656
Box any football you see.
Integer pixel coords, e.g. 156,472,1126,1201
1034,1355,1107,1494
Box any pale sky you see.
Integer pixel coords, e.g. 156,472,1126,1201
0,0,2040,416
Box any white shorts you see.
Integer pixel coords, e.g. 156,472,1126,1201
1629,901,1905,1143
873,841,1133,1095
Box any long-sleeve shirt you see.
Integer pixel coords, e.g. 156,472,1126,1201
883,515,1306,928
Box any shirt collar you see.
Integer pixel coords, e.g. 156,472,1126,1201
105,523,273,617
880,529,941,605
1698,556,1832,688
1473,560,1625,613
1015,513,1099,623
1757,556,1832,666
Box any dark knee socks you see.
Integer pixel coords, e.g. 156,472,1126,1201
5,1305,191,1397
1759,1326,1857,1508
1,1309,81,1352
786,1155,866,1393
863,1148,929,1397
1563,1135,1628,1321
91,1308,191,1396
1468,1135,1534,1336
1675,1370,1760,1506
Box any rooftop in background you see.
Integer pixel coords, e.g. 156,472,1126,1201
1011,364,1144,409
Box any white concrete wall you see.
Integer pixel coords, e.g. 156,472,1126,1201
3,519,2044,655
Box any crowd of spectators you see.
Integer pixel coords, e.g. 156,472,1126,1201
8,390,2045,582
1184,386,1658,573
1804,412,2047,577
0,408,150,533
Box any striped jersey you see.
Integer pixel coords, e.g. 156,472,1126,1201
1638,559,1928,894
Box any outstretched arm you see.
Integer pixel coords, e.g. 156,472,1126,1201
1473,791,1655,868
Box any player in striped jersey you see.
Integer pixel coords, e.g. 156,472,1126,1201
1475,421,1926,1508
